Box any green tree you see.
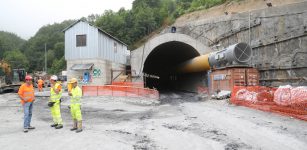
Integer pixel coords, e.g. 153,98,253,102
49,56,66,74
54,42,64,59
23,20,74,72
0,31,25,58
3,50,29,70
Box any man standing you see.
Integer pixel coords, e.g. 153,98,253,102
49,75,63,129
37,77,44,92
68,78,83,133
18,75,35,133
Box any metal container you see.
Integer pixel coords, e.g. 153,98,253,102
209,67,259,94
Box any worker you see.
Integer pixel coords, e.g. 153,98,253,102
48,75,63,129
18,75,35,133
68,78,83,133
37,77,44,92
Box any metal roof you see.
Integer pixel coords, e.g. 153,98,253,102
62,19,128,46
70,63,94,70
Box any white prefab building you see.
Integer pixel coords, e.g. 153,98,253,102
63,20,130,85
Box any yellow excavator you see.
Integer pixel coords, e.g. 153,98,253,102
0,60,25,93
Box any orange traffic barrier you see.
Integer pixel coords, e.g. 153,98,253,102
82,85,159,100
231,86,307,121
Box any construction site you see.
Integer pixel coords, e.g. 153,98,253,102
0,0,307,150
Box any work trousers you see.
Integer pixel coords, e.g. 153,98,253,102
38,84,43,92
50,100,63,125
23,102,33,129
70,104,82,121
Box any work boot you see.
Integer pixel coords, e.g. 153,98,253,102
28,126,35,129
23,128,28,133
50,123,58,127
55,124,63,129
70,120,77,131
76,121,82,133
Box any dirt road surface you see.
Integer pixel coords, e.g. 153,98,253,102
0,92,306,150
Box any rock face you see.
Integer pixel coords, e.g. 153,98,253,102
171,1,307,86
131,1,307,90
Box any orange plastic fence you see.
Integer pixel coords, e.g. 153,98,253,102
197,86,209,94
111,82,144,88
82,85,159,99
231,86,307,121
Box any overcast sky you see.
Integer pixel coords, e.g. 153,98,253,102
0,0,134,40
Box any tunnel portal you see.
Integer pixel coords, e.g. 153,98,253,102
143,41,207,92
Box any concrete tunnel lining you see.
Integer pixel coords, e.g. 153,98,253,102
131,33,212,92
143,41,207,92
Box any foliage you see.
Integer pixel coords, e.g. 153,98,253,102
3,50,29,70
0,31,25,59
49,56,66,74
1,0,231,74
95,0,227,48
22,20,75,73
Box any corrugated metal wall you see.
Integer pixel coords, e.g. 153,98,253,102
65,21,99,60
98,31,128,64
65,21,128,65
209,68,259,94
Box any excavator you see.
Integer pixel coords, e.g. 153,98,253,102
0,60,25,93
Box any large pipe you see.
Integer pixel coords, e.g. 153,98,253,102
177,43,252,73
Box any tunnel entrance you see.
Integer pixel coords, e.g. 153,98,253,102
143,41,207,92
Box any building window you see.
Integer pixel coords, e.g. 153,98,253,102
76,34,86,47
114,42,117,53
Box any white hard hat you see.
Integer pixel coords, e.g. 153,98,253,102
50,75,58,81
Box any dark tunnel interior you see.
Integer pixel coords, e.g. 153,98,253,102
143,41,207,92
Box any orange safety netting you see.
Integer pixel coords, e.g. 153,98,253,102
111,82,144,88
197,86,209,94
231,86,307,121
82,85,159,100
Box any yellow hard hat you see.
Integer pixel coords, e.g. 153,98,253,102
68,78,78,83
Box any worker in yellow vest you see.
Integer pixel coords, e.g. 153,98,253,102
68,78,83,133
48,75,63,129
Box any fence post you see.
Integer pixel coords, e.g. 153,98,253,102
112,86,113,97
125,86,127,97
96,86,98,96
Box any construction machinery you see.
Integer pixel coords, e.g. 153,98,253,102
0,60,26,93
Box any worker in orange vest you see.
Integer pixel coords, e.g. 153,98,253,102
18,75,35,133
37,77,44,92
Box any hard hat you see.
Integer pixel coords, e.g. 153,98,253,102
25,75,33,80
50,75,58,81
68,78,78,83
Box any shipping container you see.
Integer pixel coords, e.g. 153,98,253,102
209,67,259,94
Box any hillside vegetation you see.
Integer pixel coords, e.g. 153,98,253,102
1,0,236,73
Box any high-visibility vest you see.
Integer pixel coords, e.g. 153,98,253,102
38,79,44,85
70,86,82,104
50,82,62,102
18,83,34,104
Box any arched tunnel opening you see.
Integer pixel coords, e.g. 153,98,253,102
143,41,207,92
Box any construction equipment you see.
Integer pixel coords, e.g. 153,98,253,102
0,60,26,93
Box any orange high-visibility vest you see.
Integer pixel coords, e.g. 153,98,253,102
18,83,35,104
38,79,44,85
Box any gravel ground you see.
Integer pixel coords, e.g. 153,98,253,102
0,91,306,150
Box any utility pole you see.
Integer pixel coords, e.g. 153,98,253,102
45,43,47,73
